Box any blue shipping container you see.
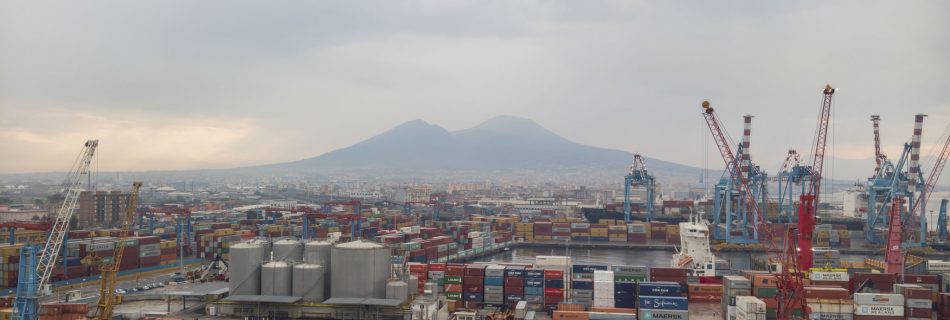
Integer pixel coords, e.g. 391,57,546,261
638,282,682,297
544,279,564,288
572,264,609,274
525,268,545,278
615,282,637,292
525,279,544,287
589,236,609,242
484,277,504,286
504,266,526,278
571,280,594,290
525,287,543,296
463,292,483,301
505,294,523,301
638,296,688,311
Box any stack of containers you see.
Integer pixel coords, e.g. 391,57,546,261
408,263,428,294
159,240,177,264
607,225,626,242
572,264,607,306
735,296,766,320
611,265,646,309
808,268,849,289
570,223,590,241
592,270,615,308
589,224,608,242
939,293,950,319
533,222,552,241
723,275,752,320
504,266,526,306
524,268,545,310
903,274,940,292
552,223,571,241
138,236,161,268
896,284,933,320
444,264,465,302
665,225,680,245
0,244,22,287
649,222,667,240
463,264,487,309
804,286,851,319
515,223,533,241
853,293,904,319
751,274,779,318
627,223,647,244
638,282,688,320
544,269,565,308
484,265,507,307
428,263,446,292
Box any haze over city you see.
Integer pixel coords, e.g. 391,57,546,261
1,1,948,184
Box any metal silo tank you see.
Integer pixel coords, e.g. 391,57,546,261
304,240,332,298
330,240,390,299
386,281,408,304
229,241,266,295
261,261,293,296
273,239,303,262
292,263,325,302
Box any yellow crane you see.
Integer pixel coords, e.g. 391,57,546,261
91,181,142,320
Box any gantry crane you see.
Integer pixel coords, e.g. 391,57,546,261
14,140,98,320
623,154,656,222
701,84,836,319
92,182,142,320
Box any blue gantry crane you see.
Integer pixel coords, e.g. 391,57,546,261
708,115,768,244
774,149,811,223
623,154,656,222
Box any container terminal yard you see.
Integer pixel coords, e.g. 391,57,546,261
0,85,948,320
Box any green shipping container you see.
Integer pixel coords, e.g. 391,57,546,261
614,275,646,282
445,276,463,284
755,287,778,298
446,292,462,300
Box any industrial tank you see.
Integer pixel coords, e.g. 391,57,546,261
292,263,325,302
330,240,390,299
304,240,332,297
229,241,267,295
261,261,293,296
386,281,408,303
273,239,303,262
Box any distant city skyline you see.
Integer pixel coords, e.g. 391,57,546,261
1,1,948,184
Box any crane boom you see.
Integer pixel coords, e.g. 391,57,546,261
798,85,836,271
911,127,950,223
37,140,98,289
93,182,142,320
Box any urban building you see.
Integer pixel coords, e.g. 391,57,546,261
78,190,131,228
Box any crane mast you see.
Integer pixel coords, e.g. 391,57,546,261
871,115,885,176
910,125,950,229
885,197,906,275
93,182,142,320
798,85,836,271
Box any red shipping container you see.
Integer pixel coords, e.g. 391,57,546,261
428,263,447,272
465,265,487,276
906,307,932,318
444,284,462,292
544,287,564,297
904,274,940,284
544,269,564,279
446,264,466,276
905,287,932,299
650,267,687,277
804,286,849,299
463,284,483,293
505,277,525,287
463,276,484,285
505,285,525,295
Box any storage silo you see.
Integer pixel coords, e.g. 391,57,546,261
292,263,325,302
386,281,408,303
330,240,390,299
304,240,332,297
229,241,267,295
261,261,293,296
273,239,303,262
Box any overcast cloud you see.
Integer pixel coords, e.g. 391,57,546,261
1,1,948,183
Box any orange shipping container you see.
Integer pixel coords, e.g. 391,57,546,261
553,311,590,320
688,283,723,294
753,274,778,287
557,303,586,312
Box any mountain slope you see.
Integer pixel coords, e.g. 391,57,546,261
278,116,709,184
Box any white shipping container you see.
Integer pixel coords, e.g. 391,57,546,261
736,296,766,313
853,293,904,306
810,272,849,281
905,298,932,309
593,270,614,282
927,260,950,272
592,298,615,308
809,313,854,320
854,305,903,316
807,302,853,314
736,307,766,320
727,306,737,320
535,256,570,267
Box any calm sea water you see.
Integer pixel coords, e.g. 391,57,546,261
474,247,875,270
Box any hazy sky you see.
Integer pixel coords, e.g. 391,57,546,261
1,1,948,182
